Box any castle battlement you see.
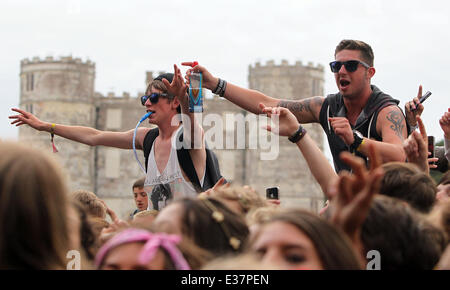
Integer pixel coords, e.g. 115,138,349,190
21,56,95,67
250,59,324,71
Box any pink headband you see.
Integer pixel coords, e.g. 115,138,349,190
95,228,191,270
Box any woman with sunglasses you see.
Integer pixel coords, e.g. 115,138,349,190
10,64,221,211
183,39,409,173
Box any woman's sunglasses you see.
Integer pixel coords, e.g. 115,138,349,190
329,60,370,73
140,93,170,106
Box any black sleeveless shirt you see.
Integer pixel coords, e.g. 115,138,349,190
318,85,403,172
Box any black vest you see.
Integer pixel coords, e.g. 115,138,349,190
318,85,405,172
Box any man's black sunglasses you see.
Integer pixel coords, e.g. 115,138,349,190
329,60,370,73
140,93,170,106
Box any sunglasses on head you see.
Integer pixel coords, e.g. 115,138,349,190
329,60,370,73
140,93,170,106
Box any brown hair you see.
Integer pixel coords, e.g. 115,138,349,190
71,189,106,219
361,195,446,270
255,209,362,270
144,80,181,114
132,177,146,190
427,200,450,242
200,186,267,215
335,39,374,67
0,142,71,269
172,197,249,255
380,162,436,213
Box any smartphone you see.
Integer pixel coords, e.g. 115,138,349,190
419,91,432,104
266,187,279,200
428,136,435,164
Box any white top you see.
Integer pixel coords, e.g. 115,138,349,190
144,126,204,210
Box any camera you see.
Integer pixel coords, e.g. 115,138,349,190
266,187,279,200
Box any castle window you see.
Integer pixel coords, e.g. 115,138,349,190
26,73,34,91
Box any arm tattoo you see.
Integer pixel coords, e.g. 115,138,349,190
278,99,312,113
386,110,405,140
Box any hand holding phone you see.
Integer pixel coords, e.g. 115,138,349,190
412,91,432,111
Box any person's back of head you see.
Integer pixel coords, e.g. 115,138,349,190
0,142,71,269
154,197,249,256
380,162,436,213
361,195,446,270
71,189,106,219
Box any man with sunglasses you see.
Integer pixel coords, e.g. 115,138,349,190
10,65,222,210
184,39,408,172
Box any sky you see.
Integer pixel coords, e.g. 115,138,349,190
1,0,449,162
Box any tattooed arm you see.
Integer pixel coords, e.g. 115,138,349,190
278,96,325,123
221,82,324,123
356,106,407,163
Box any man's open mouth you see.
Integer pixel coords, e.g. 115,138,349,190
340,80,350,87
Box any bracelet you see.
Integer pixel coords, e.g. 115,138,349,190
410,124,418,131
50,123,58,153
212,78,227,97
356,138,365,152
288,125,307,143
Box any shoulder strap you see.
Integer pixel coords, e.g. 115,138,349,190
143,127,159,172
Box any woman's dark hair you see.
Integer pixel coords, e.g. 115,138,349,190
175,197,249,255
264,209,362,270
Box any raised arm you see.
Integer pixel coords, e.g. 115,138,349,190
260,104,337,198
9,108,149,149
183,62,323,123
163,64,206,182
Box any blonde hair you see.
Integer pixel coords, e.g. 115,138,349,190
200,186,267,215
71,189,106,219
133,210,159,219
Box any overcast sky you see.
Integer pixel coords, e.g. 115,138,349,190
1,0,449,160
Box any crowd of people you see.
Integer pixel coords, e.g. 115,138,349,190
3,39,450,270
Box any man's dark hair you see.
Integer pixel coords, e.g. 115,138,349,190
361,196,446,270
380,162,436,213
132,177,145,190
335,39,374,67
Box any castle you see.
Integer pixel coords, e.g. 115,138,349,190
19,56,325,218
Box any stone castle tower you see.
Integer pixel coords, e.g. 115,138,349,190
19,56,325,217
20,56,97,191
246,59,325,211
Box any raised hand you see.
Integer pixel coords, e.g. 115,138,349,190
330,144,384,253
182,62,218,91
405,85,425,128
9,108,47,131
439,108,450,139
259,103,299,137
162,64,188,100
329,117,354,146
403,115,436,172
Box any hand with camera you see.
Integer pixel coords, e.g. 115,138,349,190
405,85,425,130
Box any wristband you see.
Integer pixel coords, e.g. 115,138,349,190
288,125,307,143
212,78,227,97
50,123,58,153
